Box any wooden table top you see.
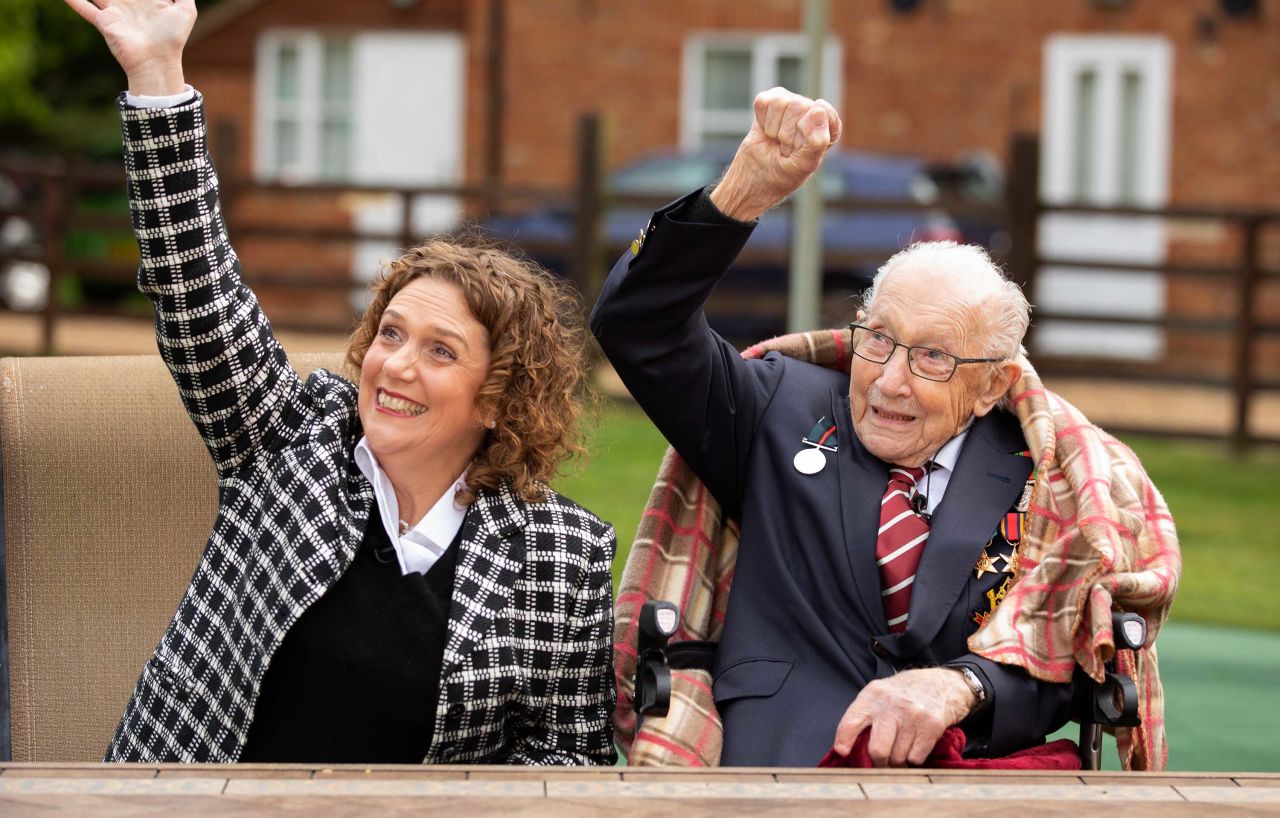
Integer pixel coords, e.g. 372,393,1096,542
1,763,1277,817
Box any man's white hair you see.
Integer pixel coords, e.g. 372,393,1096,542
860,240,1031,361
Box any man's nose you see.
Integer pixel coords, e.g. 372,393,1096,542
876,346,913,396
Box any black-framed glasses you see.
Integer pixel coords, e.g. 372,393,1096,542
847,323,1004,383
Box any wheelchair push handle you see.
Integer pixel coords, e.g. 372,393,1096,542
635,601,681,722
1079,610,1149,769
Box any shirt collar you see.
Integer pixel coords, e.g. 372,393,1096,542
927,427,969,476
354,436,469,570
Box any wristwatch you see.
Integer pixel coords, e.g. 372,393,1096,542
955,665,989,709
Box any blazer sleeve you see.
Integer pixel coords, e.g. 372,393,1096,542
507,520,618,766
119,92,306,479
589,190,786,519
946,655,1075,757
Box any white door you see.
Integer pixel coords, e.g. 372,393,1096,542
1037,35,1172,360
349,32,465,304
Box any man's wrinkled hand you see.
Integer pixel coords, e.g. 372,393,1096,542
831,668,977,767
710,87,842,223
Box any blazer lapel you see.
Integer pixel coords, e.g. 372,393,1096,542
833,391,893,633
440,481,531,681
894,410,1031,658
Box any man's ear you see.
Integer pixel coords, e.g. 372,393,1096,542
972,359,1022,417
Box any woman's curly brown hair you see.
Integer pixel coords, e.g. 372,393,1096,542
346,234,591,505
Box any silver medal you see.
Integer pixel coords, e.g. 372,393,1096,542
793,446,827,475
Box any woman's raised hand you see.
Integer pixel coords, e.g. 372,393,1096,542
63,0,196,96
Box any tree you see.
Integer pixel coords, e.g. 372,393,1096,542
0,0,224,157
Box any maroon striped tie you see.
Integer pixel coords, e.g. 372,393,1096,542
876,466,929,633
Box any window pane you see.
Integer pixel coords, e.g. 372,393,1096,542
320,119,350,180
275,43,300,101
274,118,299,170
703,49,753,110
1118,70,1144,204
322,40,352,103
777,54,802,93
1072,69,1097,202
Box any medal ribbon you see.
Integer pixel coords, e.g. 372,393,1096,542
804,417,839,451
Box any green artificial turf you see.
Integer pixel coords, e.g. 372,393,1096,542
1048,621,1280,772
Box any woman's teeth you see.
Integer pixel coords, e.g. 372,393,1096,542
377,390,427,416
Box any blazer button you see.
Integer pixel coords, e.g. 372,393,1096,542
448,702,465,719
871,640,888,658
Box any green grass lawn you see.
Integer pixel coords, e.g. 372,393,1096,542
1123,436,1280,633
556,401,1280,633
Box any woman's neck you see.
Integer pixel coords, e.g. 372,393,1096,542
379,449,473,530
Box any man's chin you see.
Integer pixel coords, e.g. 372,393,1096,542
857,427,925,467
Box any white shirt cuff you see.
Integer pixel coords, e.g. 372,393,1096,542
125,85,197,109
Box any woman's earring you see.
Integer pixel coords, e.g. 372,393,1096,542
486,419,497,429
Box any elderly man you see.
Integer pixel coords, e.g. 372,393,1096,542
591,89,1087,767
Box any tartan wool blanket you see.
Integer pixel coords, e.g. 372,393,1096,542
612,327,1180,771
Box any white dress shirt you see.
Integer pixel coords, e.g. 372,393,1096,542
353,437,469,576
917,428,969,516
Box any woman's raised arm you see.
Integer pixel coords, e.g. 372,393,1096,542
66,0,314,479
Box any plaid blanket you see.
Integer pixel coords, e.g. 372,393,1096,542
612,327,1179,771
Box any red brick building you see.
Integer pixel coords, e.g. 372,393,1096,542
183,0,1279,371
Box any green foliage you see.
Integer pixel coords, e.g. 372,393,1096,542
0,0,227,156
0,0,126,155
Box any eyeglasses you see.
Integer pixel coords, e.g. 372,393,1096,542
847,323,1004,383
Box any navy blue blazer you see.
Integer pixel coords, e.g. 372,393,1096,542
591,190,1073,767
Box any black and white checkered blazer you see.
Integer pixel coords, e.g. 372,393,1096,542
103,93,617,765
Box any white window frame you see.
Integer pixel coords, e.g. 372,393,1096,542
680,33,843,150
255,30,354,183
1041,35,1172,207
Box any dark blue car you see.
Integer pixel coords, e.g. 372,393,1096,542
486,147,990,342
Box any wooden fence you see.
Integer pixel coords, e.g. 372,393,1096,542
0,128,1277,447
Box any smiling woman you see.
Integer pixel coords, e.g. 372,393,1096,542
347,238,589,511
64,0,616,768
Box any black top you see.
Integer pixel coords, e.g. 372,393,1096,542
239,505,460,763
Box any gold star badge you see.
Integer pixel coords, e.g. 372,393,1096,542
974,551,998,579
999,548,1020,576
